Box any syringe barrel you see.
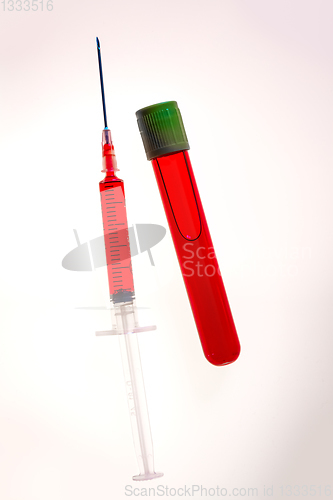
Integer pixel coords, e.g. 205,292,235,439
100,172,135,304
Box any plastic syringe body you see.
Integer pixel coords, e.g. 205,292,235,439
151,150,240,366
99,129,135,304
98,129,162,481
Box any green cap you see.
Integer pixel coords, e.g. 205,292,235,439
135,101,190,160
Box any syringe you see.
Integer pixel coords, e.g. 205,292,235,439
95,37,163,481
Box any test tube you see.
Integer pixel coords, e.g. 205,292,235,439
136,101,241,366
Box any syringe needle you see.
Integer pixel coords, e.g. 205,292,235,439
96,37,108,129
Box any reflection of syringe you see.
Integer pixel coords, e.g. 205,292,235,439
95,37,163,481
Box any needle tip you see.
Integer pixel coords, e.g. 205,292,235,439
96,36,108,129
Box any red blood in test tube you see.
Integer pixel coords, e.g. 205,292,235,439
136,102,240,366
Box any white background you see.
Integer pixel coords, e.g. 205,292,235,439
0,0,332,498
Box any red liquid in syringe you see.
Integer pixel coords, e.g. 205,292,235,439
100,141,135,304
